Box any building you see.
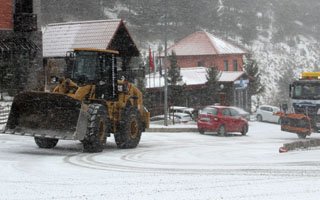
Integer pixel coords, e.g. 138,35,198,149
147,31,249,115
146,67,250,115
42,19,142,87
164,31,246,71
0,0,43,95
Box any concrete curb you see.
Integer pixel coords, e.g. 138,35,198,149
279,138,320,153
146,128,198,132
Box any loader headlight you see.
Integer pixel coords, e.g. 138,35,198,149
118,84,128,92
118,85,123,92
99,80,106,85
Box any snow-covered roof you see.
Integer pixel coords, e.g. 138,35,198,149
164,31,246,56
219,71,245,82
43,19,123,57
206,32,246,54
146,67,245,88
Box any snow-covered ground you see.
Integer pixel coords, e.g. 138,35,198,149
1,121,320,200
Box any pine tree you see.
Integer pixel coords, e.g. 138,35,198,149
244,57,264,96
205,67,220,104
244,57,264,111
167,51,182,85
274,64,296,106
167,51,184,106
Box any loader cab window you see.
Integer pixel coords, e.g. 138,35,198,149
97,53,114,81
73,51,98,82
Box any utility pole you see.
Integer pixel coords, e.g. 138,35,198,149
164,0,168,126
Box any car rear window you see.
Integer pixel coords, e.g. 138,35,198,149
202,107,218,115
229,108,239,116
222,108,231,116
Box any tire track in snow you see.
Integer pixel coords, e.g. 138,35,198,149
63,150,320,177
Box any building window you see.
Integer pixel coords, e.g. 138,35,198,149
197,61,204,67
224,60,228,71
15,0,33,13
233,60,238,71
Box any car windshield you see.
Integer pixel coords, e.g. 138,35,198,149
292,83,320,99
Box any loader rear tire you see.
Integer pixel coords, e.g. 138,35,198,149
82,104,108,153
34,137,59,149
115,106,142,149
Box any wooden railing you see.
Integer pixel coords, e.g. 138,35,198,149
0,103,11,125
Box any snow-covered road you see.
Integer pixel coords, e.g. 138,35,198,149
1,122,320,200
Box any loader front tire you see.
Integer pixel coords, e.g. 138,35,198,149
82,104,108,153
115,107,142,149
34,137,59,149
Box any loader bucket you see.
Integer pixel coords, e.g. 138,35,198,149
280,113,312,135
5,92,85,140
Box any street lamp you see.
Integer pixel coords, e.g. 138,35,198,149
219,84,226,106
163,0,168,126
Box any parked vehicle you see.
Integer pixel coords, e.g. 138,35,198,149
197,105,249,136
230,106,251,121
171,113,192,123
150,115,180,125
169,106,195,119
255,105,281,124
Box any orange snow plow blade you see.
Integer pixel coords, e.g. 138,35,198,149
276,112,312,135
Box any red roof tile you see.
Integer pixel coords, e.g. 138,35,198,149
165,31,246,56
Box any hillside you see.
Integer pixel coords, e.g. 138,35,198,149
40,0,320,105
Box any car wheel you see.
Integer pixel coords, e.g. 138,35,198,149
241,124,248,136
257,115,263,122
218,125,226,136
198,129,205,134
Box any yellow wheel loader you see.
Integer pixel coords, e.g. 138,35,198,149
5,48,150,153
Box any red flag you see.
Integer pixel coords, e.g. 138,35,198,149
149,48,155,72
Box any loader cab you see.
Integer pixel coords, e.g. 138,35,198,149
66,48,119,100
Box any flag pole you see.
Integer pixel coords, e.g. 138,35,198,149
164,0,168,126
153,51,155,88
148,47,151,89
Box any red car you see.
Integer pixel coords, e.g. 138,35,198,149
197,105,249,136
